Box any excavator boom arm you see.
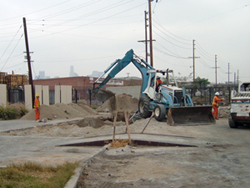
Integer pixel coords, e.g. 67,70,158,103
93,49,154,95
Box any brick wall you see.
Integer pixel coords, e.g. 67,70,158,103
33,76,142,90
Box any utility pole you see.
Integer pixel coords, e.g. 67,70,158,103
188,40,199,88
148,0,153,67
192,40,195,84
212,55,220,87
237,69,239,85
23,17,35,107
144,11,148,62
138,10,155,63
227,63,231,86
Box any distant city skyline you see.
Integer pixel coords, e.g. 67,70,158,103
69,66,78,77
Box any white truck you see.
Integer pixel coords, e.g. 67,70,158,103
229,82,250,128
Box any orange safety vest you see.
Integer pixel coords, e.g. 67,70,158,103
156,79,163,85
34,98,40,108
212,96,222,107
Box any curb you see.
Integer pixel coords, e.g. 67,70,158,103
64,143,111,188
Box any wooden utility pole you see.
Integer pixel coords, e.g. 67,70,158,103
215,55,217,86
189,40,199,91
144,11,148,63
23,17,35,107
192,40,195,84
148,0,153,67
138,10,155,63
212,55,220,87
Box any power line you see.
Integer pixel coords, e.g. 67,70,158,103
0,34,23,71
153,19,191,44
28,2,145,39
153,29,191,50
0,0,72,22
0,25,22,62
28,0,134,31
154,43,189,59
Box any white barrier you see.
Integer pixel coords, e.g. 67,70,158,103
0,84,7,107
24,85,32,110
55,85,72,104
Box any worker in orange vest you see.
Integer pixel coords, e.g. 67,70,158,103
34,93,40,121
156,77,163,92
212,92,225,119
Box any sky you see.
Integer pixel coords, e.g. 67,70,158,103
0,0,250,84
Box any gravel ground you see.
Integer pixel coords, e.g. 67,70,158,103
76,118,250,188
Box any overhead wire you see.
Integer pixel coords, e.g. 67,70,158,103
153,28,191,50
0,0,72,22
0,34,23,71
29,2,146,39
154,46,188,59
153,15,191,43
27,0,133,31
0,25,22,62
28,0,102,25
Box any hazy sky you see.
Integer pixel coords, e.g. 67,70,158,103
0,0,249,83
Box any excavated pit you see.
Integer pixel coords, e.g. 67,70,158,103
57,139,197,147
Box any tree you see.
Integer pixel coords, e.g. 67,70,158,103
194,77,210,88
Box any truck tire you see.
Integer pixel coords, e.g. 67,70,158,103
228,115,238,129
138,95,152,118
154,104,166,121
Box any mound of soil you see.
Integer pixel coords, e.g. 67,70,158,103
96,93,138,113
21,103,97,121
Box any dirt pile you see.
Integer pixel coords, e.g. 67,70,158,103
21,103,97,121
96,93,138,113
96,93,139,121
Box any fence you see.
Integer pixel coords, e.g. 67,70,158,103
8,89,24,104
185,85,238,105
2,85,237,107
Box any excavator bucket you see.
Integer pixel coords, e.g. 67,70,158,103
167,106,215,126
95,90,115,103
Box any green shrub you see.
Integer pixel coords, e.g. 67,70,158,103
0,106,4,119
9,103,29,117
0,103,29,120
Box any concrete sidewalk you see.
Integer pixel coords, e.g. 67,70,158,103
0,118,83,133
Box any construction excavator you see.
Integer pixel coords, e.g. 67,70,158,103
93,49,215,125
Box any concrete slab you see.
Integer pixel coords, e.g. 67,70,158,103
0,118,83,133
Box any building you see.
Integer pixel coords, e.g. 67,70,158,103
69,66,78,77
33,76,142,101
39,71,45,79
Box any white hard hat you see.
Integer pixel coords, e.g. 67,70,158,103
215,92,219,96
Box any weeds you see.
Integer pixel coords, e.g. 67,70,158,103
0,162,79,188
0,103,28,120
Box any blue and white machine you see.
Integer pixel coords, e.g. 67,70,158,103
93,49,214,125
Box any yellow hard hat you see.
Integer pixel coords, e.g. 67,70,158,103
36,93,39,97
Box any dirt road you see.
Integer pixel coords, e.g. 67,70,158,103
77,118,250,188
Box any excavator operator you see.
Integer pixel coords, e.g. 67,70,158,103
156,77,163,92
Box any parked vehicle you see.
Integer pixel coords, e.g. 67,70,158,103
229,82,250,128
